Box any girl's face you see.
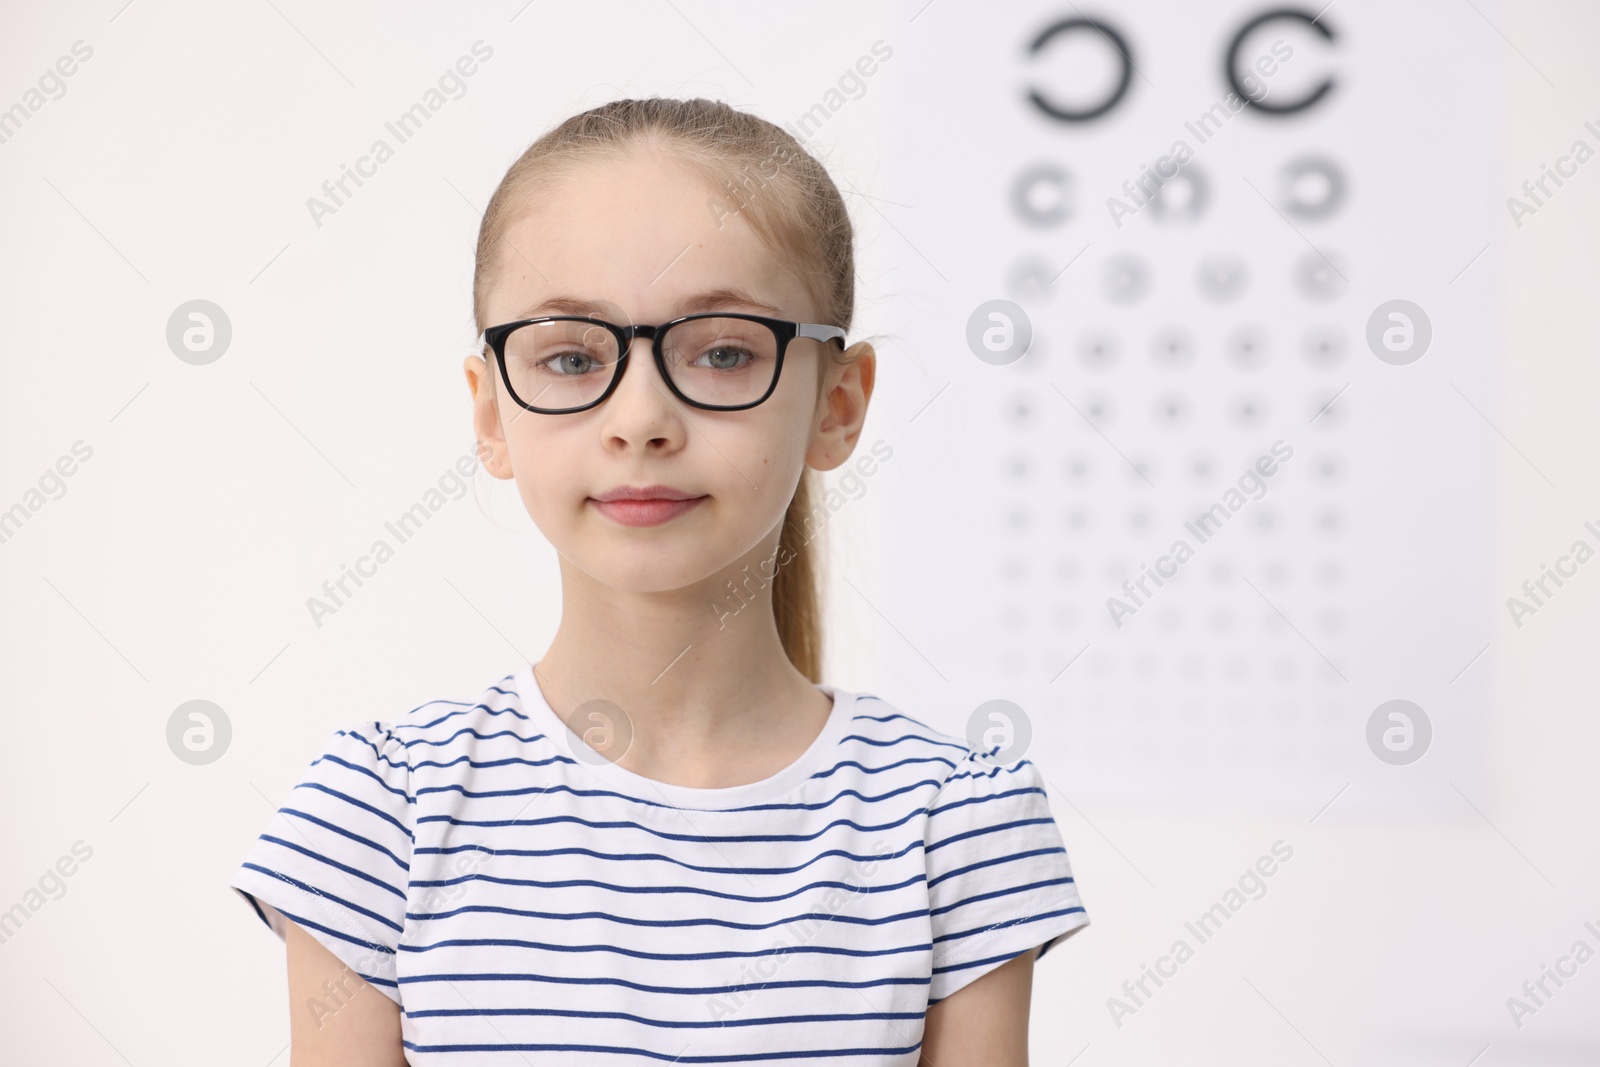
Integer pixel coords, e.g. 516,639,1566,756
466,143,872,597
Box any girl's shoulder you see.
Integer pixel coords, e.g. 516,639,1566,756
356,670,557,784
844,687,966,755
380,671,532,743
843,689,1016,777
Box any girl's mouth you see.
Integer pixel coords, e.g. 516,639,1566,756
588,495,708,527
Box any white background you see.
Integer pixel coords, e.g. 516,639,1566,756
0,1,1597,1064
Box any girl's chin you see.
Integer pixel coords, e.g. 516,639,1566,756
561,547,730,594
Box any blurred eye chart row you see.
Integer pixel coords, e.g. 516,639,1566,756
878,1,1500,807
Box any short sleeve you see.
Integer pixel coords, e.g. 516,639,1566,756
924,752,1089,1004
230,721,414,1005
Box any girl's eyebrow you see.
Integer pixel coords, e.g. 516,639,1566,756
512,294,607,318
676,286,787,317
512,286,787,322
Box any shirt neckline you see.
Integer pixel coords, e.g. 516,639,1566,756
512,663,856,810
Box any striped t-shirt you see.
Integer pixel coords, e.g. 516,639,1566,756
231,664,1089,1064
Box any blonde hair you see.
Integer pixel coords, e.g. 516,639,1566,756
472,97,860,682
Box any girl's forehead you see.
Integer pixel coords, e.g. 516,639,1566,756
483,159,812,321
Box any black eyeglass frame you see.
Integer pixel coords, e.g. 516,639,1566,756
479,312,847,414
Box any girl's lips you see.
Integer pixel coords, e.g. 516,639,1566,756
589,495,707,527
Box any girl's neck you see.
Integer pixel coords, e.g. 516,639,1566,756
529,554,830,789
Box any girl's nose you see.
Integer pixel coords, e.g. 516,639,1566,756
597,337,688,449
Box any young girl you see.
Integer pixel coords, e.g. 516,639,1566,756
232,96,1088,1066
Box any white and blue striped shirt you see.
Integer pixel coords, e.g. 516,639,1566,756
232,664,1089,1063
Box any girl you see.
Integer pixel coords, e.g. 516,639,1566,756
232,97,1088,1066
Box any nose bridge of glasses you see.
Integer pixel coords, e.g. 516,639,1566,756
611,325,669,396
615,325,657,369
606,323,657,368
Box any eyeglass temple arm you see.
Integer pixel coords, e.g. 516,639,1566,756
798,323,847,347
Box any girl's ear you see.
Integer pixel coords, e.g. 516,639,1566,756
465,354,515,480
806,342,876,473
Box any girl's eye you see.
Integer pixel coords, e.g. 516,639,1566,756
537,350,602,375
694,345,754,371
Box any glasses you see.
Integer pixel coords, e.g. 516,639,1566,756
479,313,847,414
